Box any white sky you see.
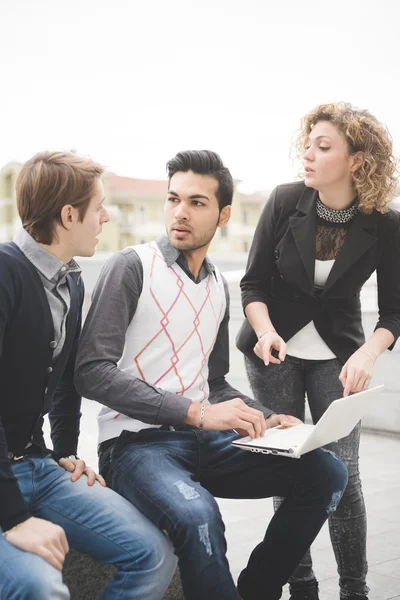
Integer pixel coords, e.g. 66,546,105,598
0,0,399,191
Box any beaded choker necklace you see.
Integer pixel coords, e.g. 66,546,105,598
316,196,358,224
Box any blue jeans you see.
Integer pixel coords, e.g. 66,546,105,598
99,428,348,600
0,455,177,600
245,355,368,599
0,528,69,600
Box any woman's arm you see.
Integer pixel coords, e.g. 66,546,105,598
241,187,279,308
339,211,400,396
241,186,287,365
339,328,394,396
244,301,286,365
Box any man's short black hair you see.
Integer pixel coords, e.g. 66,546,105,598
166,150,234,211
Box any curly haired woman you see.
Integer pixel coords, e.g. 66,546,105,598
237,103,400,600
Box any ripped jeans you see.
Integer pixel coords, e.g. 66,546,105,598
99,427,347,600
245,354,368,599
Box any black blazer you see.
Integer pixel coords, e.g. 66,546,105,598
237,181,400,365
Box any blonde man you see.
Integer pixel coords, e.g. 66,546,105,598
0,151,176,600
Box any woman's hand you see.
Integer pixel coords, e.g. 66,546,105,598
339,348,376,396
253,331,287,366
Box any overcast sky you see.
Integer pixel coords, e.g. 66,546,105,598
0,0,399,191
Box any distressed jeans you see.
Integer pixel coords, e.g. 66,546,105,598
0,455,177,600
245,355,368,599
99,427,348,600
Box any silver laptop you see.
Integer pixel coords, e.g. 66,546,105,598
232,385,383,459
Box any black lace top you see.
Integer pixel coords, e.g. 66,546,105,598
315,197,358,260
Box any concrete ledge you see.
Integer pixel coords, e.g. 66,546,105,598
63,549,184,599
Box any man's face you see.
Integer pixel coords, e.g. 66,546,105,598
70,178,109,257
165,170,230,253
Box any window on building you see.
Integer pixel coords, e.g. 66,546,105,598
138,207,147,224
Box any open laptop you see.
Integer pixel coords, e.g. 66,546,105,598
232,385,383,459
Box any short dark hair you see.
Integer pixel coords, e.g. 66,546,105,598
166,150,233,210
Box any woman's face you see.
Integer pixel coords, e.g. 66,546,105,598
302,120,360,192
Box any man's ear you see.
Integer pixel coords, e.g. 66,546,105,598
218,205,231,228
59,204,76,230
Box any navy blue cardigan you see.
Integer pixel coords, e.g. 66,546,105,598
0,242,84,531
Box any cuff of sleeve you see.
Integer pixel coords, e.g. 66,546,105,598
374,322,399,351
0,480,32,532
52,435,79,461
242,295,269,312
156,391,192,426
1,509,32,534
53,452,79,462
52,448,79,462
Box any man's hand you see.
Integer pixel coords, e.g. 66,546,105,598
253,331,286,366
265,413,303,429
185,398,267,438
58,457,106,487
4,516,69,570
339,348,376,397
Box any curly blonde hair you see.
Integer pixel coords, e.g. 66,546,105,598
296,102,398,213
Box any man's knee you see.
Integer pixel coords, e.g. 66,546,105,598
171,500,225,557
319,448,349,513
2,560,69,600
299,448,348,513
132,524,177,574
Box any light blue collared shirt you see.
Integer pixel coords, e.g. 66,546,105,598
13,227,81,361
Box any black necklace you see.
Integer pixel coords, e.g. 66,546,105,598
316,196,358,224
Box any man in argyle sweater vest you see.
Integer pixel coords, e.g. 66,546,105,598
76,150,347,600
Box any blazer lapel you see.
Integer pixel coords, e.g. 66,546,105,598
323,210,379,295
288,186,318,294
64,275,80,346
10,242,54,340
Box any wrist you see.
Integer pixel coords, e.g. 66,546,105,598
185,402,201,427
358,348,377,363
258,329,276,340
2,522,21,538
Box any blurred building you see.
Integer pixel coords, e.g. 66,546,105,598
0,162,20,242
0,162,270,253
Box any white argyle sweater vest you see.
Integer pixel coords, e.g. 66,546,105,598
98,241,226,442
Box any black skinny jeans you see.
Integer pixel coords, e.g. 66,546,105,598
245,354,368,599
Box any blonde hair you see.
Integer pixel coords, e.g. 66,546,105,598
296,102,398,213
16,151,104,244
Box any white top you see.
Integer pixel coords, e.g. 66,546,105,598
285,259,336,360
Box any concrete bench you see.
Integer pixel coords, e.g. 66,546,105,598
63,549,184,599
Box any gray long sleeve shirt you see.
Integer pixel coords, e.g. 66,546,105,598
75,236,273,427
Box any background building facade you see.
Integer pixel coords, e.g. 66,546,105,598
0,161,270,253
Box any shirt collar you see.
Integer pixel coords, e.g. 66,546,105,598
156,235,216,275
13,227,82,284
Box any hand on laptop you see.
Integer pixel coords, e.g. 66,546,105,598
339,348,376,396
186,398,267,438
265,413,302,429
